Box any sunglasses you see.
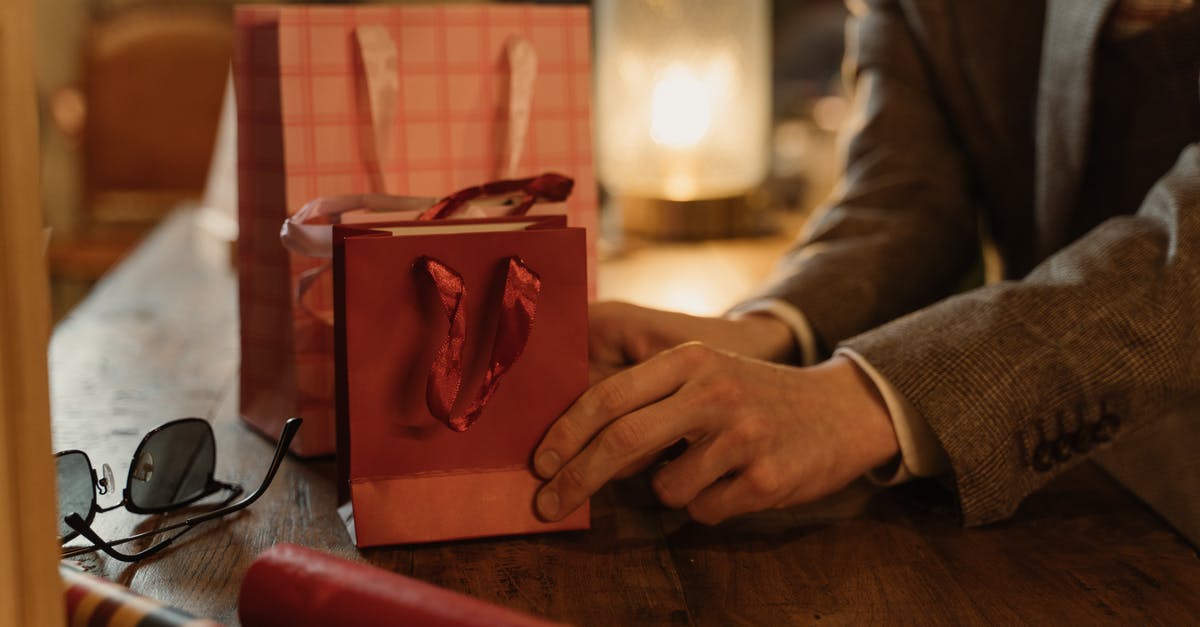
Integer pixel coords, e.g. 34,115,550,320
57,417,301,562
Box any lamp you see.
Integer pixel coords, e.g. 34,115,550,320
595,0,771,239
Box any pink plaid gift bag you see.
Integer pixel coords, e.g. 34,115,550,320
234,4,596,456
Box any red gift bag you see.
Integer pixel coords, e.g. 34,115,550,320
233,5,596,456
332,177,589,546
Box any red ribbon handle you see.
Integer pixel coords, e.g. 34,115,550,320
415,255,541,432
417,173,574,221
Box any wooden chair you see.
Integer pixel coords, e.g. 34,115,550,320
47,5,232,284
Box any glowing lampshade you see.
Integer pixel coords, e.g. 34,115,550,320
595,0,770,202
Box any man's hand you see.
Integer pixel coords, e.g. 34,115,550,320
533,345,899,525
588,301,797,383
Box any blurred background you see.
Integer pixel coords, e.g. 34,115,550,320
35,0,848,320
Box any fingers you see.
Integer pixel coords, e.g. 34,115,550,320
685,465,783,526
611,451,661,480
587,302,638,385
535,393,704,521
588,301,686,365
534,344,719,521
650,434,746,509
535,343,709,480
537,342,800,526
613,437,688,480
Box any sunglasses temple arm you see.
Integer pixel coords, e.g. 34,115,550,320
59,418,302,561
64,513,192,563
60,480,242,558
127,416,301,533
184,416,302,524
95,500,126,514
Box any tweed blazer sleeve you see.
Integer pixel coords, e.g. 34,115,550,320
844,144,1200,526
749,1,1200,526
751,1,982,352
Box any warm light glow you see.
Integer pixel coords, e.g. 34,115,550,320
658,282,724,315
595,0,770,200
650,66,713,149
663,173,699,200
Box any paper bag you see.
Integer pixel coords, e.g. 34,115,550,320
233,5,596,455
333,202,590,546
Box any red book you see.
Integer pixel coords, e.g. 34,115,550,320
239,544,561,627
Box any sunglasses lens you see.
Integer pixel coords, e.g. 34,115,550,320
128,420,216,511
56,451,96,539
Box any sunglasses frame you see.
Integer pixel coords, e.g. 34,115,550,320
53,449,105,542
55,418,237,542
58,417,301,562
122,417,225,515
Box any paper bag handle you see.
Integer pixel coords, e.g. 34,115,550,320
415,255,541,432
354,26,538,191
355,25,398,193
285,193,436,328
282,173,572,328
416,173,573,220
281,173,574,260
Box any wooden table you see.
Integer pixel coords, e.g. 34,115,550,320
52,208,1200,625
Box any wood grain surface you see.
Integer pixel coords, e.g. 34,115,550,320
52,208,1200,626
1098,408,1200,548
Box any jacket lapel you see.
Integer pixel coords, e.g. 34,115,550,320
1034,0,1118,258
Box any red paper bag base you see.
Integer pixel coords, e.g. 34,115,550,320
346,467,588,547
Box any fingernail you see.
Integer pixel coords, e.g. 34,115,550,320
534,450,560,478
536,488,560,520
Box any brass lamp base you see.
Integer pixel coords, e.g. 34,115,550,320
617,194,773,240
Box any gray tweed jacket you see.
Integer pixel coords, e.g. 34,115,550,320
754,0,1200,526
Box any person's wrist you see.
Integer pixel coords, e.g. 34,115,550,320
732,313,797,363
823,355,900,471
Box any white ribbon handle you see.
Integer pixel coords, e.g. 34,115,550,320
280,194,436,259
282,193,435,328
503,37,538,179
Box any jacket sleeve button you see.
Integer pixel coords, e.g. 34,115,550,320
1092,413,1121,442
1032,442,1055,471
1071,428,1093,453
1052,437,1073,462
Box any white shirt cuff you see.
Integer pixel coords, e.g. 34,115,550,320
835,347,951,486
726,298,819,366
